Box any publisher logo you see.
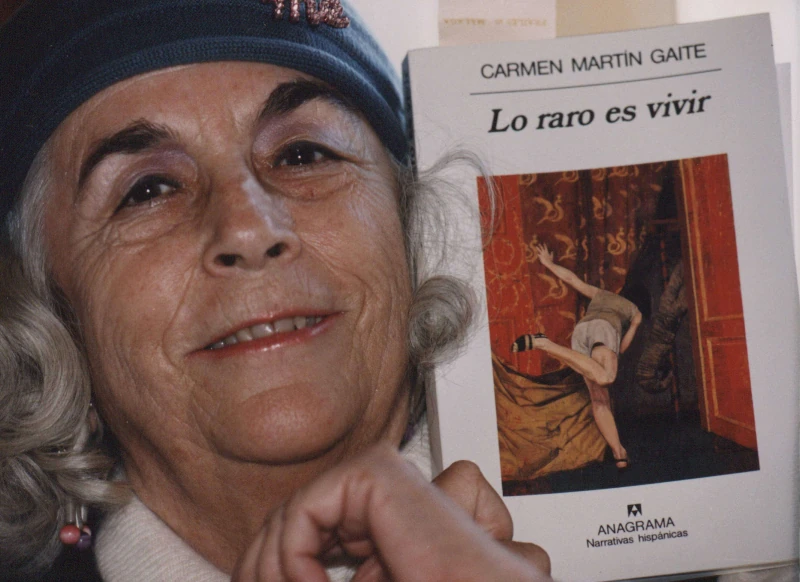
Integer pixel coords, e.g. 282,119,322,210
587,507,688,549
586,505,688,548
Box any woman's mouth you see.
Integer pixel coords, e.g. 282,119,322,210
205,315,325,351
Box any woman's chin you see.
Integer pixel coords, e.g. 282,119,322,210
204,384,363,465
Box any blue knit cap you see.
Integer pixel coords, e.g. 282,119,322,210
0,0,407,223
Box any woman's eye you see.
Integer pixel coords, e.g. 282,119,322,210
116,176,179,212
273,141,340,168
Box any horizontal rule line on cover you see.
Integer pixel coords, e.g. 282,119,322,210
469,68,722,96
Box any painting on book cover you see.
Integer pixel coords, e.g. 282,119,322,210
477,154,759,496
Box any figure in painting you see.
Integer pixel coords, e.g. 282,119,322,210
512,244,642,470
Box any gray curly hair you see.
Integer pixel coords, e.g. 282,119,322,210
0,141,481,575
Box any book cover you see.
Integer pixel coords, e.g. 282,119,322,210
406,15,798,580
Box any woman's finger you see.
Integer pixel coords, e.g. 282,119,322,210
277,444,420,581
257,504,291,581
350,555,391,582
231,516,269,581
233,504,292,582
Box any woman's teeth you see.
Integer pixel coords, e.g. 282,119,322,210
207,316,323,350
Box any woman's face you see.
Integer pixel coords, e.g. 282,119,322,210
43,62,412,477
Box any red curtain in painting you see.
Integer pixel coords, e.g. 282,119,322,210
479,163,667,377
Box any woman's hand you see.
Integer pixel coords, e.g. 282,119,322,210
232,445,551,581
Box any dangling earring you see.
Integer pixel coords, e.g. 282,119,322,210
59,497,92,550
59,402,97,550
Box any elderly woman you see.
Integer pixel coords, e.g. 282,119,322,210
0,0,550,580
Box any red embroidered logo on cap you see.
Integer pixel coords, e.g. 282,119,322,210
261,0,350,28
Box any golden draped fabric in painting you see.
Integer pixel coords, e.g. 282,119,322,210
479,163,668,481
493,355,606,482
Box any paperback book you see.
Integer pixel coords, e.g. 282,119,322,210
406,14,798,581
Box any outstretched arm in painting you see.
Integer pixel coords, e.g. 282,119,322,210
536,244,599,299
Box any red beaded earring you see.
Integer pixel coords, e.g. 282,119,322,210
59,403,98,550
59,497,92,550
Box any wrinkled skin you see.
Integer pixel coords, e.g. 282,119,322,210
43,61,550,578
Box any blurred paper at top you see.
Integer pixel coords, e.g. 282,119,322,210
439,0,555,46
556,0,675,36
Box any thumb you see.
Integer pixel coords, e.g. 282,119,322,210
502,541,552,577
432,460,513,541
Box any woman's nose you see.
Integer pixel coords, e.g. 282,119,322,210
202,175,301,274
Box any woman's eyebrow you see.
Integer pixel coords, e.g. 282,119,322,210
258,79,357,122
78,121,172,189
76,82,352,191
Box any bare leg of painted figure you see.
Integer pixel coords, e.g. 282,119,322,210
531,337,628,468
514,244,637,468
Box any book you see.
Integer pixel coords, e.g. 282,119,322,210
405,15,798,581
